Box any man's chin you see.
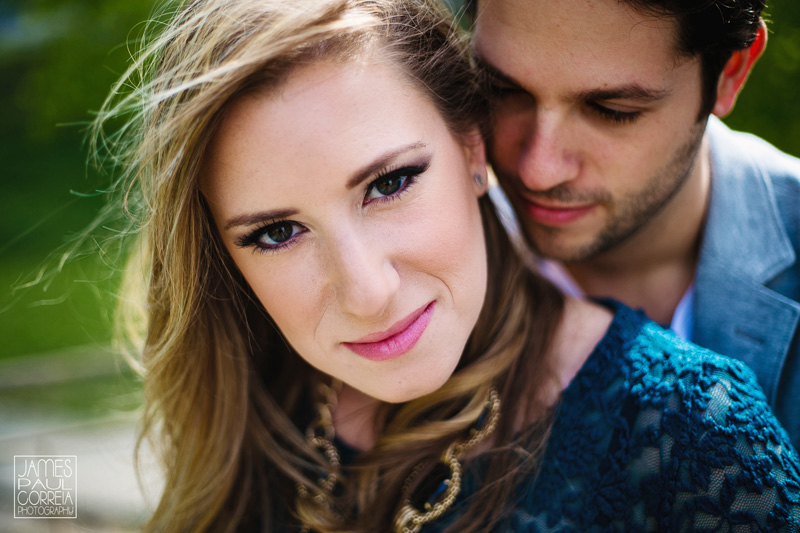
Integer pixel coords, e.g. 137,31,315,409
523,228,602,263
530,242,595,263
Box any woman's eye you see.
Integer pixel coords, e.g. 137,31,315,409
367,173,407,200
258,221,302,246
364,164,426,203
234,220,305,253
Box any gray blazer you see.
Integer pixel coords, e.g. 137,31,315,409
694,117,800,448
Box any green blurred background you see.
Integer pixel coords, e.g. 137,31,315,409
1,0,799,370
1,0,158,362
2,0,793,527
0,0,164,423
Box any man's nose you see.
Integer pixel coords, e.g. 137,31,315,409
516,109,580,192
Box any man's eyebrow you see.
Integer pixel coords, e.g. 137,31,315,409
474,56,524,89
571,85,671,103
476,55,670,104
346,142,428,190
224,208,298,231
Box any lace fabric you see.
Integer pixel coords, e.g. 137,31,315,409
433,302,800,532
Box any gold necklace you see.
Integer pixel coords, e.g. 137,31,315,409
297,382,501,533
297,379,343,514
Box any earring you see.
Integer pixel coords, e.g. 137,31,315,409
473,173,484,187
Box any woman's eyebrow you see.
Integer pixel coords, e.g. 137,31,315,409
224,208,298,231
346,142,428,190
223,142,429,231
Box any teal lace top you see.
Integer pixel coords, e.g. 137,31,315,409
425,302,800,532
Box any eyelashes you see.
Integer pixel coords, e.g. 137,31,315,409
587,102,642,124
365,162,427,204
234,220,305,252
486,79,644,125
234,160,430,254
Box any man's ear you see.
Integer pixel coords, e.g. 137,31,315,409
713,19,767,117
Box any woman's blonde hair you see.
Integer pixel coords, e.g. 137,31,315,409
93,0,565,530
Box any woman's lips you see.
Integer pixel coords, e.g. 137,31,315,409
343,302,435,361
520,198,596,226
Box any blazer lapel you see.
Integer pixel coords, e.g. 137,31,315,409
693,118,800,405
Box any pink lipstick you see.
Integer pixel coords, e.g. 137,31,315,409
343,302,435,361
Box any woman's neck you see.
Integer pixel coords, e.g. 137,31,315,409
327,298,613,451
332,384,380,451
547,297,613,396
509,297,613,432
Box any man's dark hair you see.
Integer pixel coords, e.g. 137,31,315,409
466,0,766,117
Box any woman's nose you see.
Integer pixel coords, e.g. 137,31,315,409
327,231,400,319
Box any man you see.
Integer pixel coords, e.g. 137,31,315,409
469,0,800,447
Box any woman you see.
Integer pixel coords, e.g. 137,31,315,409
93,0,800,531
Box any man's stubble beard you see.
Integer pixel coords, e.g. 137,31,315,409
517,119,707,264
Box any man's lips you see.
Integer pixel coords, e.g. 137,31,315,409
343,302,435,361
519,197,597,226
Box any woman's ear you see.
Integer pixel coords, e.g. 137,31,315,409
462,128,488,196
713,20,767,118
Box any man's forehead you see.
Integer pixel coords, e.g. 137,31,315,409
474,0,679,56
473,0,685,84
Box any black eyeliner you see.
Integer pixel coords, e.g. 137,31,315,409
364,161,430,204
234,219,303,254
